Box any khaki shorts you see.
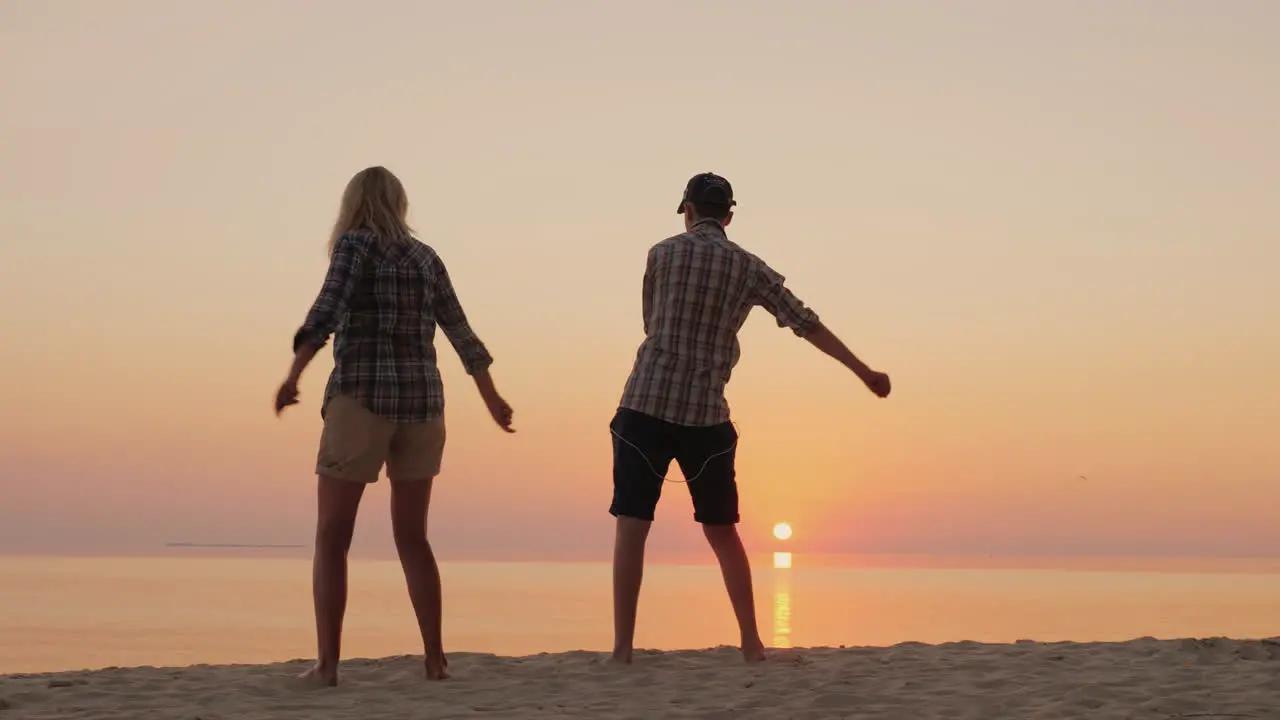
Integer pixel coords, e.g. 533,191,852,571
316,395,446,483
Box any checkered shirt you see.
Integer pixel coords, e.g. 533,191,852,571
619,219,820,426
293,231,493,423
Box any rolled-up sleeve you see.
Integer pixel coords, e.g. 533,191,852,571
432,257,494,375
641,246,658,335
752,261,820,337
293,233,371,352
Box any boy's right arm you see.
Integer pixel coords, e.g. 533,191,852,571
752,262,891,398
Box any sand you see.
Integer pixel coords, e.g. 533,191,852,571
3,638,1279,719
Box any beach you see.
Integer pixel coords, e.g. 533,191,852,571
4,638,1279,719
6,557,1280,717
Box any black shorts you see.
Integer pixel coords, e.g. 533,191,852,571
608,408,740,525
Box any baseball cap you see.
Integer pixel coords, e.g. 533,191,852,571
676,172,737,214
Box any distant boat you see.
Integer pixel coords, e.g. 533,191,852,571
165,542,305,549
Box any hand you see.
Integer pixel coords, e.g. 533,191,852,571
482,392,515,433
860,370,891,398
274,378,300,415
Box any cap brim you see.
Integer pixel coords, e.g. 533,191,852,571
677,199,736,214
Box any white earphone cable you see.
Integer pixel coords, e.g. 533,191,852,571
609,423,740,484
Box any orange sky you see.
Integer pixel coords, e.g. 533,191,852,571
1,0,1277,560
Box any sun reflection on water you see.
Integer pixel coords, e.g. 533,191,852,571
771,555,792,649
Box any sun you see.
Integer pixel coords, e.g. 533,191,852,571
772,522,793,541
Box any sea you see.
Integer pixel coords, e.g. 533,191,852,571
3,553,1279,675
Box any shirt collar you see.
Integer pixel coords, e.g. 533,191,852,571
690,218,727,236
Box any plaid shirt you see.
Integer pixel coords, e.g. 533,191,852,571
619,219,821,426
293,231,493,423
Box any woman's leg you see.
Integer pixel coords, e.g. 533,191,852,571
390,477,449,679
303,475,366,685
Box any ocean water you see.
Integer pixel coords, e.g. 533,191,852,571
2,554,1279,675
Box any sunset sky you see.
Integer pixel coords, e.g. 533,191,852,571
1,0,1276,561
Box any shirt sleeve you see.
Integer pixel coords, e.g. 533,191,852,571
292,233,371,352
641,246,658,335
751,260,821,337
432,255,494,376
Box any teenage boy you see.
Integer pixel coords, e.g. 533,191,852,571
608,172,892,663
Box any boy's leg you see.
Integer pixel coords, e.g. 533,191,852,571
681,424,766,662
610,516,651,663
702,524,766,661
607,409,672,664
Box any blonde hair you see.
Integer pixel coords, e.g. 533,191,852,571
328,166,413,255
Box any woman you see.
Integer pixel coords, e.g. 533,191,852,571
274,166,514,685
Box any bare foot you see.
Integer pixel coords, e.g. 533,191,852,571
742,644,767,663
607,650,633,665
297,663,338,687
424,655,451,680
